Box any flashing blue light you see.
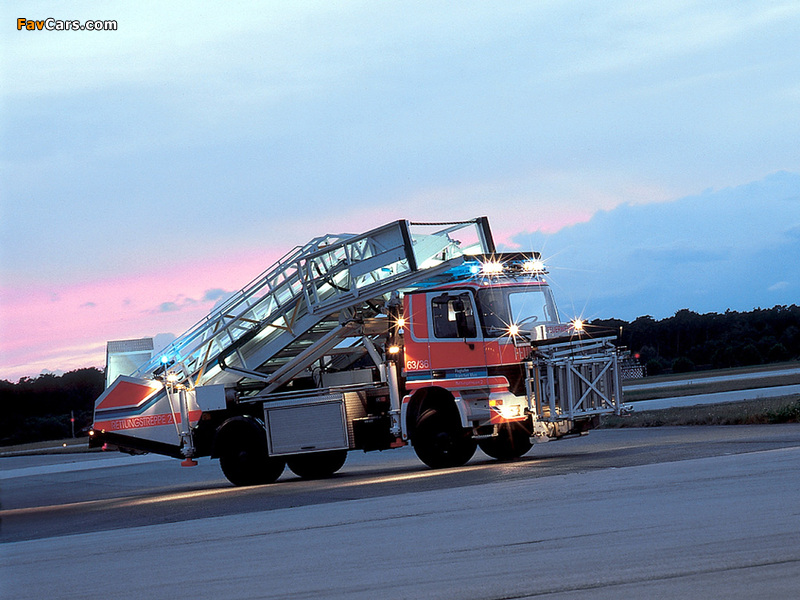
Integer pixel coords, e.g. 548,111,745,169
160,355,170,364
469,265,481,274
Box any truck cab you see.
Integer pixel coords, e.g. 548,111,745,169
399,254,614,467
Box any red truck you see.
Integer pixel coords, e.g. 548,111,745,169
90,218,624,485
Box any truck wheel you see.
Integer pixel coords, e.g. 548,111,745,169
412,408,476,469
218,429,285,486
287,449,347,479
478,423,532,460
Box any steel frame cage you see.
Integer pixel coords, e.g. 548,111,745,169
525,337,624,422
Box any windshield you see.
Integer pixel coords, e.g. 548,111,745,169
477,286,559,337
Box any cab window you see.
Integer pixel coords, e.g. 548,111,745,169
431,292,477,339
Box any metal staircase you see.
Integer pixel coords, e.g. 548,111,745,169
131,219,494,390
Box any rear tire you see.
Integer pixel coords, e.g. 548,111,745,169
287,449,348,479
218,423,285,486
412,408,476,469
478,423,532,460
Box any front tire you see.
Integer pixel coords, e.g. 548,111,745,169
478,422,532,460
412,408,476,469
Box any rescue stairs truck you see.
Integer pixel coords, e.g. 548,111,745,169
90,218,626,485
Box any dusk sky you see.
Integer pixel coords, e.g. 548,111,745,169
2,1,799,382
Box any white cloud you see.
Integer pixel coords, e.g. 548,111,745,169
152,332,177,358
512,171,800,319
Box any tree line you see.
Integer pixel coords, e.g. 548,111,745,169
1,305,798,445
592,304,800,375
0,368,104,446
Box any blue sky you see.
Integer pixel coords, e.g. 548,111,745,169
1,1,799,380
518,171,800,322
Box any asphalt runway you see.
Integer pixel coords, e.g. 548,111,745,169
3,425,800,599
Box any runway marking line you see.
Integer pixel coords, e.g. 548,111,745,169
0,459,533,517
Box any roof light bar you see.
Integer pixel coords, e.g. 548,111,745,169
522,259,547,273
481,261,505,275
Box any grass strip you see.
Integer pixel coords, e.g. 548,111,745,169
602,394,800,428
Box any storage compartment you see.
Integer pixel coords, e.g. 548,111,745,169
266,399,348,456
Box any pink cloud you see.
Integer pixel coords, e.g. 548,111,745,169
0,250,283,382
0,211,602,382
